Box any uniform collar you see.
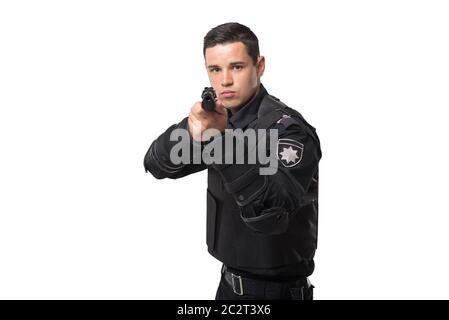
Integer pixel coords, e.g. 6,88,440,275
227,84,268,129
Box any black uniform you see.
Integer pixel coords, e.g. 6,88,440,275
144,84,321,300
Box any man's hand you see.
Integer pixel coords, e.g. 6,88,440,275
188,100,228,141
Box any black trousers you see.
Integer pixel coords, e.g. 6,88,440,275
215,266,314,300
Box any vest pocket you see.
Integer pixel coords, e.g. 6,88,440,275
206,189,217,250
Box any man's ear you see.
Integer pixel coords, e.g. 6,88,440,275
257,56,265,77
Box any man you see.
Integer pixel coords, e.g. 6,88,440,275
144,22,321,300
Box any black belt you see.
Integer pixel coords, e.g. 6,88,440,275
221,265,311,298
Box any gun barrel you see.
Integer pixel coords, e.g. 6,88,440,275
201,87,216,111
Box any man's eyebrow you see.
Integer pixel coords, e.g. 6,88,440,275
207,61,247,69
207,64,220,69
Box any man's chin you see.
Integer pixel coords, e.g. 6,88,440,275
222,99,241,109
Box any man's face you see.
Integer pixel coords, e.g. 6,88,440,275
205,41,265,113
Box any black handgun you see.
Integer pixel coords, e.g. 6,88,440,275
201,87,216,111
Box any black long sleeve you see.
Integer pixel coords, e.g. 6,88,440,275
144,117,207,179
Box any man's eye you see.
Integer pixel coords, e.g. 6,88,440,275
233,65,243,70
210,68,220,73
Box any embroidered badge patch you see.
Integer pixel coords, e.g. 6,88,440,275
277,138,304,167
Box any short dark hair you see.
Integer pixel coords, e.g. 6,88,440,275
203,22,260,65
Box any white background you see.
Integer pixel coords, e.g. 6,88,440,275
1,0,448,299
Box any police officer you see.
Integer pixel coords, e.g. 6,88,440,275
144,22,321,300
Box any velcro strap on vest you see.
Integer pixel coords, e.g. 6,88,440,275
234,175,268,207
240,206,289,235
223,166,260,194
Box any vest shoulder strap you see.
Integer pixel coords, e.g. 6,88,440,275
256,94,284,129
256,94,321,147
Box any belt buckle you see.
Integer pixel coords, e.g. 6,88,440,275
231,273,244,296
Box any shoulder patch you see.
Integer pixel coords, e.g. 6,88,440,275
277,138,304,167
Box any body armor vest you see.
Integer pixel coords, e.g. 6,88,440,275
206,94,321,270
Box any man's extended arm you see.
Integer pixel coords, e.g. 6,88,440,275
143,117,207,179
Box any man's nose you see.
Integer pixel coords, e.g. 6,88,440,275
221,70,233,87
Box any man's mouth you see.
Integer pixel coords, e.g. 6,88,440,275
221,91,236,98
